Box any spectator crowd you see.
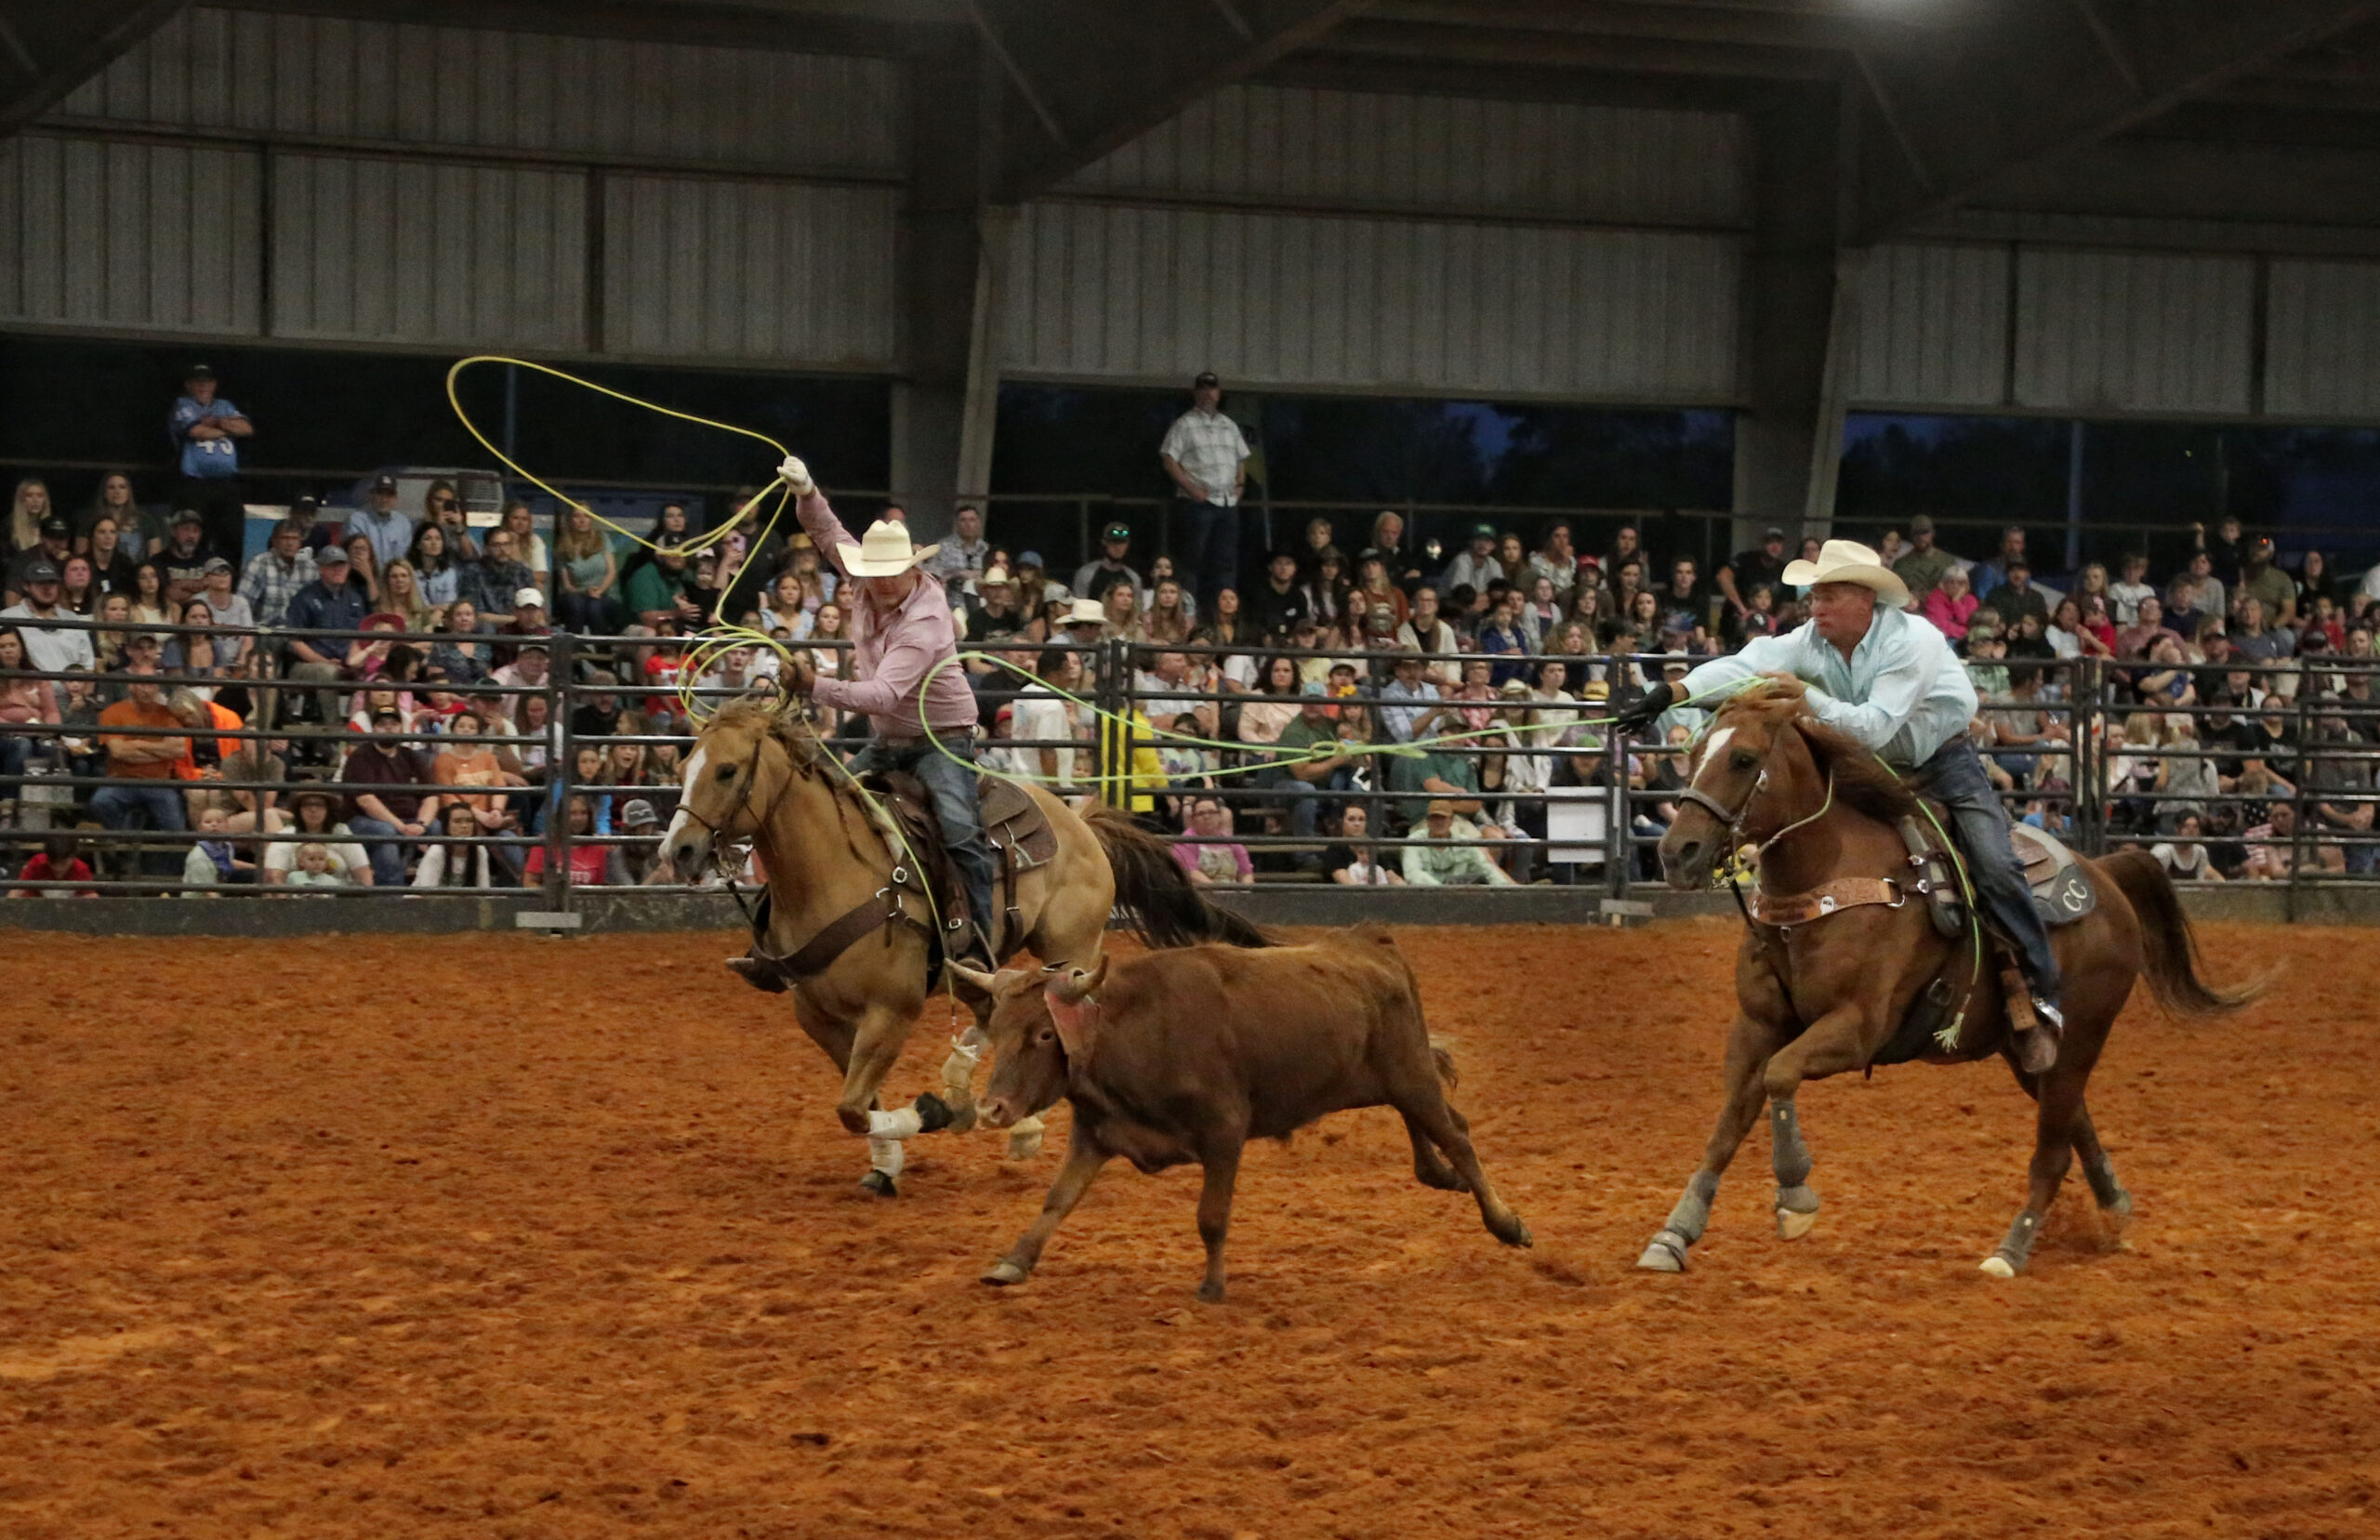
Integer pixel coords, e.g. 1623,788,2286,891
4,364,2377,894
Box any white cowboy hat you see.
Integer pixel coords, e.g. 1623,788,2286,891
1064,597,1106,626
1782,538,1910,608
842,519,939,577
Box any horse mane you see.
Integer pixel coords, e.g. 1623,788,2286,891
1705,680,1924,826
1793,717,1924,824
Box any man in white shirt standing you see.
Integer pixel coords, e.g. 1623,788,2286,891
1159,370,1251,612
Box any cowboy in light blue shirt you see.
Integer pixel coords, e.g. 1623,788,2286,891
1618,539,2066,1066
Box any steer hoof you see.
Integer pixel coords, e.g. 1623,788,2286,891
1006,1125,1043,1162
913,1092,955,1134
981,1259,1027,1287
858,1170,898,1199
1978,1255,2017,1280
943,1102,979,1136
1196,1280,1227,1304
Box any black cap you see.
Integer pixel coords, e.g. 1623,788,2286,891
23,559,60,584
1193,371,1220,388
38,515,67,538
1104,522,1130,542
372,473,398,494
185,362,216,382
171,507,203,526
291,494,320,513
370,705,403,724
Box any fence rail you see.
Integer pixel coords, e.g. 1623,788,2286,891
4,615,2376,911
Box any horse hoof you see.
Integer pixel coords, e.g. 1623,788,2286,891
1006,1128,1043,1162
1978,1255,2016,1279
1776,1207,1818,1241
913,1092,955,1134
1636,1233,1687,1272
980,1260,1027,1287
859,1170,898,1199
1196,1280,1226,1304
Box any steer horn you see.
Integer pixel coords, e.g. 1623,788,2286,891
1047,956,1109,1006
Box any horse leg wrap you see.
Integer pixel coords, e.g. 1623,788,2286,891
867,1137,905,1179
1663,1170,1722,1246
2081,1152,2130,1216
1986,1209,2041,1275
1769,1099,1813,1190
866,1107,924,1140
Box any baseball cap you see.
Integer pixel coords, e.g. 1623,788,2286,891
513,586,546,608
171,507,203,527
372,473,398,494
38,515,68,539
290,494,321,514
620,798,659,827
203,556,233,574
1018,549,1044,568
1425,799,1456,819
1909,514,1936,534
23,559,60,584
1499,678,1530,696
370,705,403,725
1193,371,1220,388
1300,679,1328,697
1470,521,1495,539
185,362,216,382
1104,522,1130,542
1765,525,1785,539
316,546,350,567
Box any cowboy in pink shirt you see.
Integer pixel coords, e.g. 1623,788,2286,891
777,454,995,964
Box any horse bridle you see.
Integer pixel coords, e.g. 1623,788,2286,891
1677,730,1836,861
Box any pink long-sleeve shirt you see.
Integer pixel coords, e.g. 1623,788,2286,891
797,491,978,741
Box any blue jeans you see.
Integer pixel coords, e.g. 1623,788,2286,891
93,782,187,833
848,736,994,943
1908,736,2062,1000
348,814,411,888
1176,497,1240,611
0,733,28,783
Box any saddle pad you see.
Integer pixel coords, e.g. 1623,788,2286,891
2009,823,2096,928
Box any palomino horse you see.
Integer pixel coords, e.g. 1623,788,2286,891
1637,682,2254,1278
665,691,1266,1194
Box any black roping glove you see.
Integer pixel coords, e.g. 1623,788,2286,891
1611,681,1674,734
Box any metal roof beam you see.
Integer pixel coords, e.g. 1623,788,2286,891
0,0,187,138
973,0,1372,200
1853,0,2380,242
1325,17,1840,78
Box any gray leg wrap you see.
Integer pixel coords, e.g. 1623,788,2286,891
1994,1209,2042,1271
1640,1170,1719,1272
1769,1099,1812,1189
2081,1152,2130,1214
1662,1170,1721,1245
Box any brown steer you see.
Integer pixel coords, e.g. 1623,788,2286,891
951,928,1531,1302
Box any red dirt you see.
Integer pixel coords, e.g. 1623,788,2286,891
0,920,2372,1539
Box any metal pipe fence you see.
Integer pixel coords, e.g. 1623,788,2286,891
5,613,2378,903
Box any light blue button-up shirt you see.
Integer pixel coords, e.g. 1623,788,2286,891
1677,602,1977,768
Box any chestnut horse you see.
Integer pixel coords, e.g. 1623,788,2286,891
1638,682,2255,1278
665,692,1266,1195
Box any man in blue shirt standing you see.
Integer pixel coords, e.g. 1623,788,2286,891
1617,539,2066,1069
168,364,252,560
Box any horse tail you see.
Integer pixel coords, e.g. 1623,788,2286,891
1084,803,1278,951
2100,848,2264,1020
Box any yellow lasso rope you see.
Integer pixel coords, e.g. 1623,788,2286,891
445,354,793,567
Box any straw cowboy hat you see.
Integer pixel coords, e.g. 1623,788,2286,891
842,519,939,577
1063,597,1106,626
1782,538,1910,609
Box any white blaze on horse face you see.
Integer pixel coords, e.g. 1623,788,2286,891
664,744,709,852
1695,726,1736,783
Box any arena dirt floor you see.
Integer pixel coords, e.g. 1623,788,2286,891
0,920,2373,1539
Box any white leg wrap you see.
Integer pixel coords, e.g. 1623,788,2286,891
868,1137,905,1178
866,1107,924,1139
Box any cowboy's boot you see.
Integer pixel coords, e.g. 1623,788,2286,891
724,952,787,994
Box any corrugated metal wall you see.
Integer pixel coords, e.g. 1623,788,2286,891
1849,243,2009,408
2266,258,2380,418
59,6,900,176
2013,249,2255,415
602,176,896,366
1848,242,2281,419
271,153,585,349
1001,202,1739,400
1064,85,1747,230
0,134,259,334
